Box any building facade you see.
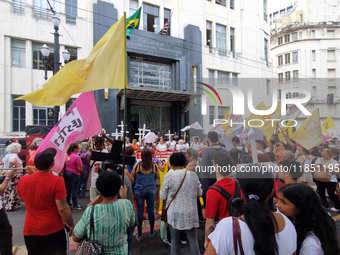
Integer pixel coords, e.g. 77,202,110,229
270,0,340,127
1,0,272,139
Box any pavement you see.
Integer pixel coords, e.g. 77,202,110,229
6,191,340,255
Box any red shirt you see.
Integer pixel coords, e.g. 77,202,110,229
17,172,67,236
204,178,244,221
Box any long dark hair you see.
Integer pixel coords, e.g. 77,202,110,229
280,183,340,255
238,165,278,255
67,143,79,155
141,148,153,170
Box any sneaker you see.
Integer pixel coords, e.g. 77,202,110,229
330,207,340,212
72,205,84,211
163,239,171,246
180,240,187,245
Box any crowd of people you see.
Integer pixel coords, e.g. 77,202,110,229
0,129,340,255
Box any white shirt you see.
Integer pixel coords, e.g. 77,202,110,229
257,147,270,154
315,158,338,182
191,142,201,151
209,213,297,255
167,141,177,151
2,153,23,173
177,144,189,152
90,149,108,188
300,232,323,255
156,143,168,151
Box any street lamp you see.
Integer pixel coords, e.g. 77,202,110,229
40,15,70,124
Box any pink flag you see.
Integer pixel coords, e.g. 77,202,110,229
35,92,102,174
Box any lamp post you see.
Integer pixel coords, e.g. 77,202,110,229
40,15,70,124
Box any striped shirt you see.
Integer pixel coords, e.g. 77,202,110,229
74,199,135,255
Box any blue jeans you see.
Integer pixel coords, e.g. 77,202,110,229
64,170,81,208
134,188,156,238
79,169,90,197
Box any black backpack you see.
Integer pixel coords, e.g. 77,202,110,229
237,146,253,164
209,180,244,217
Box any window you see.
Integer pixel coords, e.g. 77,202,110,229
232,73,238,86
284,34,290,43
143,3,159,32
209,69,214,87
218,71,229,84
206,21,212,47
129,0,138,15
327,30,335,38
65,0,77,24
12,96,25,132
11,39,26,68
218,107,227,120
230,27,235,52
266,79,270,95
292,32,298,41
312,69,316,78
311,30,315,38
293,70,299,80
278,55,283,66
280,9,286,16
216,0,226,7
263,0,267,22
327,50,336,61
32,42,54,70
230,0,234,9
216,24,227,56
311,50,316,61
164,8,171,35
279,89,281,99
66,98,76,111
33,107,54,126
292,52,298,63
313,86,316,96
209,106,215,125
286,93,292,99
129,56,172,90
65,47,77,62
293,92,299,98
278,37,283,45
13,0,26,14
285,71,291,81
285,53,290,64
264,38,268,62
278,73,283,82
33,0,60,19
328,69,336,79
273,12,278,22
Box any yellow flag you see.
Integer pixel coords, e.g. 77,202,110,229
278,120,294,143
16,15,127,106
222,107,233,136
322,116,336,135
246,101,281,139
290,109,323,150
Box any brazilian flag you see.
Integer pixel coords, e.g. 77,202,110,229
126,7,141,38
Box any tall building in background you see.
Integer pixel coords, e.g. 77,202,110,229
270,0,340,127
0,0,272,140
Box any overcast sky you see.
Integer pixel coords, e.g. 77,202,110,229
268,0,298,13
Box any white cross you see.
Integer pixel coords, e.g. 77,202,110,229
135,130,144,141
164,130,174,140
118,121,129,139
111,129,121,140
181,131,187,143
138,124,150,137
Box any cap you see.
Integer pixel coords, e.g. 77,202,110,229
13,138,19,142
34,148,57,170
5,139,13,146
150,148,156,154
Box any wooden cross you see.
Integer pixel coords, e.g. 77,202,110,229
138,124,150,137
111,129,121,140
164,130,174,141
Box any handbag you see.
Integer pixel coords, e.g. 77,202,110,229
232,217,245,255
75,205,104,255
161,170,187,223
314,161,332,183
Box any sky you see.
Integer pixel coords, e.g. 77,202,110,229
268,0,298,13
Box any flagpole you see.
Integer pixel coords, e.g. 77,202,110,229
122,12,127,186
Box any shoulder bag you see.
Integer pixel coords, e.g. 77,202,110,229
75,205,104,255
232,217,245,255
161,170,187,223
314,159,332,183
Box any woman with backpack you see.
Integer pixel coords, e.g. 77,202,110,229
205,164,297,255
277,183,340,255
